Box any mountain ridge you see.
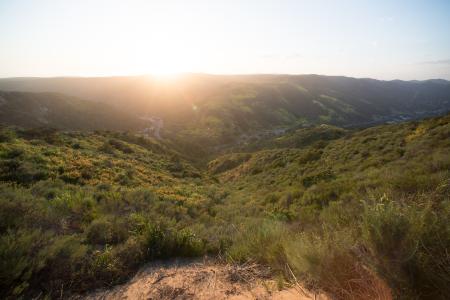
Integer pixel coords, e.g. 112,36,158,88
1,74,450,161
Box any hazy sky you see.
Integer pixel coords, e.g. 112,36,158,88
1,0,449,79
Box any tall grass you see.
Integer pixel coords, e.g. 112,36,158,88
361,195,450,299
226,191,449,299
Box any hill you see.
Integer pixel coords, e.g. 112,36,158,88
1,113,449,299
0,91,147,131
1,75,450,152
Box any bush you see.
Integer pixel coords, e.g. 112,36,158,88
108,139,134,154
18,128,59,144
0,159,49,185
142,223,204,260
86,217,128,245
41,236,88,293
361,197,450,299
99,141,115,154
227,220,287,267
285,230,392,300
114,237,145,270
0,128,15,143
0,229,50,297
89,245,121,285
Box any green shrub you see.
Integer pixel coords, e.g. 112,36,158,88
86,217,128,245
285,230,391,300
0,128,15,143
89,245,121,285
227,220,287,267
18,128,59,144
0,229,50,297
108,138,134,153
114,237,145,270
361,197,450,299
0,159,49,184
41,236,88,293
98,141,115,154
86,218,114,245
141,223,203,259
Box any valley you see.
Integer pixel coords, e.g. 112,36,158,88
0,75,449,299
1,98,449,298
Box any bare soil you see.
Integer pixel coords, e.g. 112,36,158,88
82,259,328,300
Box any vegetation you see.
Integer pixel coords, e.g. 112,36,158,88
0,91,146,131
0,112,449,299
1,75,450,155
216,113,450,299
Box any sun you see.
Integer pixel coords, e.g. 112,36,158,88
146,64,179,77
147,71,182,82
142,57,187,80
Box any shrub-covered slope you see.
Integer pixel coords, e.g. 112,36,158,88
1,75,450,149
209,113,450,300
210,113,450,205
0,91,145,131
0,113,449,299
0,127,227,298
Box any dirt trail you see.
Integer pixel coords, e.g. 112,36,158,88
140,116,163,140
82,259,328,300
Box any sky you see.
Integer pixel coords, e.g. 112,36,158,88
0,0,449,80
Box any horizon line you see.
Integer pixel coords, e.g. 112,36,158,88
0,73,449,83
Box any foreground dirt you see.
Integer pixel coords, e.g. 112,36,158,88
82,259,328,300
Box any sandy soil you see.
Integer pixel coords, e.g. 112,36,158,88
82,259,328,300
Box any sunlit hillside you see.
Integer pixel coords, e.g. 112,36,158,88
1,75,450,161
1,112,449,299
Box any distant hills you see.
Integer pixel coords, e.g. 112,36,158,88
1,74,450,154
0,91,144,131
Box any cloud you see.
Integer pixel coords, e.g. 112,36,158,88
418,59,450,65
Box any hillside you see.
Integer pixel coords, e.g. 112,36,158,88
1,113,449,299
1,75,450,151
209,113,450,213
0,91,146,131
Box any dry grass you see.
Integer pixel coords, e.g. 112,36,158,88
82,258,323,299
225,261,271,283
315,254,392,300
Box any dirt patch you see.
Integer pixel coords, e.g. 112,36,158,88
81,259,328,300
